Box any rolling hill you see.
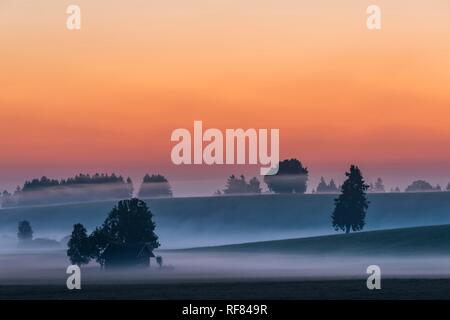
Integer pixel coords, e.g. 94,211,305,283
1,192,450,248
176,224,450,256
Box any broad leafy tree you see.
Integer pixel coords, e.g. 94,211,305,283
405,180,437,192
264,158,309,194
68,198,160,268
67,223,91,266
138,174,173,198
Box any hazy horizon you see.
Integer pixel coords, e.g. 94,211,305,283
1,1,449,197
1,169,449,198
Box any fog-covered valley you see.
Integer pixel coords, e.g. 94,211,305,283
2,192,450,248
1,193,450,297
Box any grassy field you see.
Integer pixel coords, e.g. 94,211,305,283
176,224,450,256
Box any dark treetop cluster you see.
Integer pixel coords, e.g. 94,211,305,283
315,177,339,194
138,174,173,198
217,175,262,195
1,173,133,207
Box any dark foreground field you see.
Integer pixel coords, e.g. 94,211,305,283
2,278,450,299
2,225,450,300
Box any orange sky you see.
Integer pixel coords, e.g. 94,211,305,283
0,1,449,195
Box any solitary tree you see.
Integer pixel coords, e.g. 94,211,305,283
405,180,435,192
138,174,172,198
156,256,163,268
66,199,160,269
90,198,160,265
332,165,370,234
67,223,91,266
264,158,309,194
17,220,33,241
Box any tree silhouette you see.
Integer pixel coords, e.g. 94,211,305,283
374,178,385,192
332,165,370,234
369,178,385,193
264,158,309,194
316,177,328,193
156,256,163,268
328,179,338,192
17,220,33,241
126,177,134,197
1,190,14,208
67,223,91,266
7,173,133,207
138,174,173,198
68,199,160,268
89,226,109,268
223,175,246,194
316,177,339,193
405,180,435,192
102,198,159,246
247,177,262,194
222,175,261,194
89,198,160,266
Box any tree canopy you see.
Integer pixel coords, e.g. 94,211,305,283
332,165,370,234
67,223,91,266
405,180,440,192
264,158,309,194
138,174,173,198
68,198,160,268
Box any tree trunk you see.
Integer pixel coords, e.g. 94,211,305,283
346,225,351,234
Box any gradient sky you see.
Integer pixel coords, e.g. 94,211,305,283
1,1,449,195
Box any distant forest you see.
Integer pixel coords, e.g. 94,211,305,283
1,158,450,208
1,174,133,207
0,173,176,208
